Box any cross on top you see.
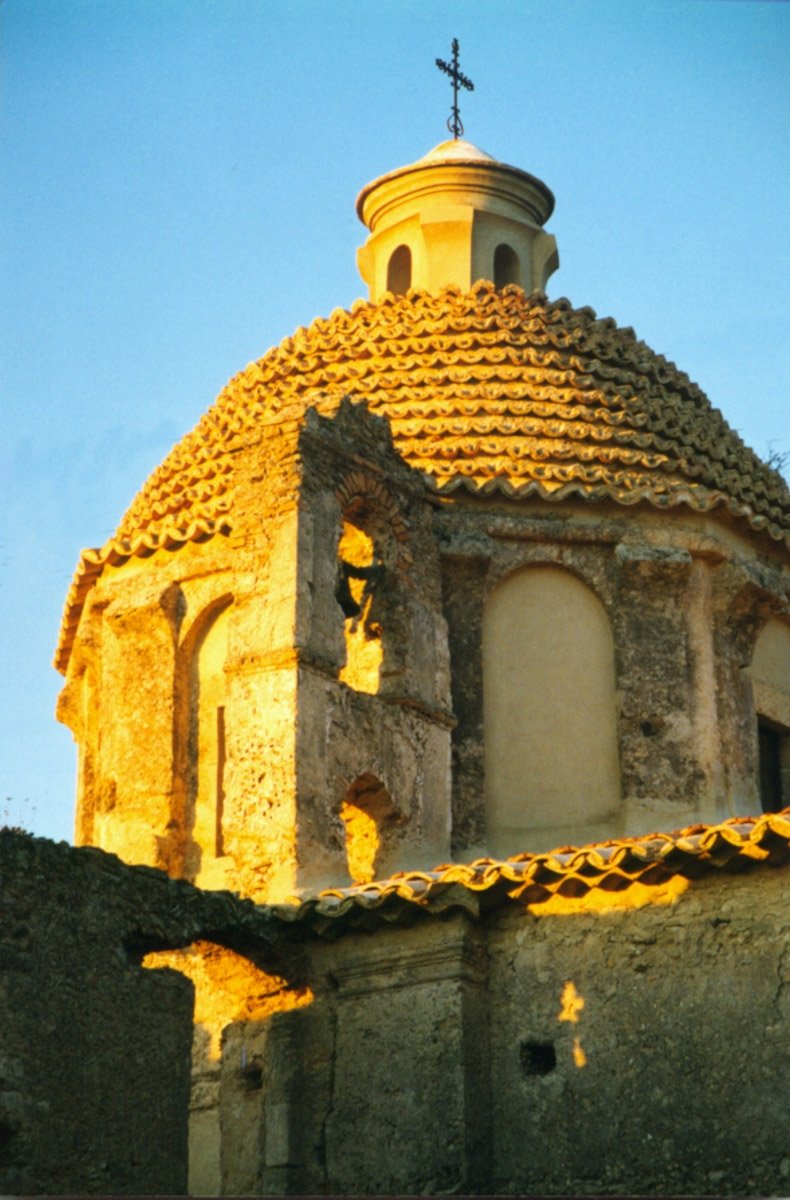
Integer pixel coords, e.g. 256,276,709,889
435,38,474,139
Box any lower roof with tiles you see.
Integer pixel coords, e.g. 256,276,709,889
269,809,790,937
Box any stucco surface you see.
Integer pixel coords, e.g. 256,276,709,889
483,563,621,846
257,863,790,1197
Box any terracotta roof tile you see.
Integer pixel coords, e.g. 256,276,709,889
56,284,790,672
266,810,790,932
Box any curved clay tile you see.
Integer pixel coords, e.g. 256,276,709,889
55,283,790,672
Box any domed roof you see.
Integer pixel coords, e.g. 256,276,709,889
56,283,789,671
418,138,497,164
356,140,555,225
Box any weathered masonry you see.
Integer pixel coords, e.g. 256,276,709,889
46,125,790,1197
1,821,788,1196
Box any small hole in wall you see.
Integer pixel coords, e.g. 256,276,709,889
239,1065,262,1093
520,1040,556,1076
641,719,661,737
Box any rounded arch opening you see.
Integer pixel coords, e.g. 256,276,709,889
340,773,397,884
140,938,313,1196
335,491,402,695
483,564,620,851
387,244,412,296
493,243,520,288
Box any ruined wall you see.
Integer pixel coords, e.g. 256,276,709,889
1,828,786,1197
228,863,788,1197
0,830,291,1197
59,400,453,903
289,401,454,889
485,866,789,1197
0,832,194,1194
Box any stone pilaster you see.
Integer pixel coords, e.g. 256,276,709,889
615,544,702,827
322,915,490,1194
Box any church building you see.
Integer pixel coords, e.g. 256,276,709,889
40,62,790,1196
55,134,789,900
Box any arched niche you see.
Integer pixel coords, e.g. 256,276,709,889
748,617,790,812
483,565,620,851
493,242,520,288
184,599,232,881
386,244,411,296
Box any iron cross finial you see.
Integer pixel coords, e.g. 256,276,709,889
435,38,474,139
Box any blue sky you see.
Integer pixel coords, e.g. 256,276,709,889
2,0,788,842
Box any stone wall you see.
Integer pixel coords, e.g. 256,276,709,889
229,862,789,1197
0,830,287,1196
485,867,789,1196
2,827,787,1196
59,400,454,904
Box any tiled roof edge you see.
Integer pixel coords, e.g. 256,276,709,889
54,517,232,674
265,809,790,934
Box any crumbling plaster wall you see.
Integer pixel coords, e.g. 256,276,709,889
0,830,305,1197
228,864,789,1197
221,914,490,1197
59,401,453,902
59,400,787,892
437,494,789,856
1,829,786,1197
288,402,454,890
58,535,240,873
0,832,196,1195
485,867,789,1197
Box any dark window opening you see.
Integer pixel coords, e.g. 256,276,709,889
520,1040,556,1076
494,243,520,288
758,718,787,813
387,244,411,295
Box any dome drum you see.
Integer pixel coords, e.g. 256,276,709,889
356,141,558,300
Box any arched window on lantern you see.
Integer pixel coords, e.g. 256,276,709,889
493,242,520,288
387,244,412,295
